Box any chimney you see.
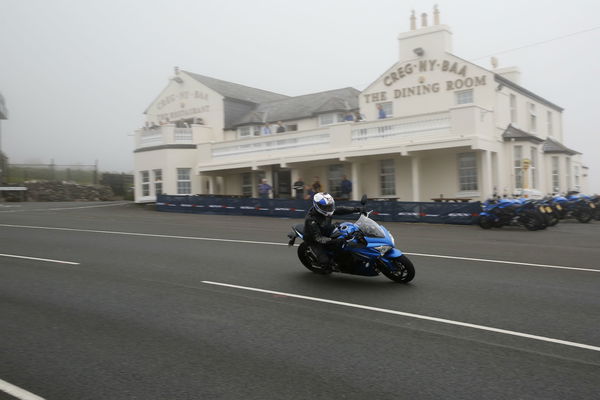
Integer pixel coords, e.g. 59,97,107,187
174,66,180,75
410,10,416,30
433,5,440,25
421,13,428,28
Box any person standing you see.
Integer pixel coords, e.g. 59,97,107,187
293,177,305,200
258,178,272,199
311,176,322,195
377,103,386,119
340,175,352,200
262,123,272,135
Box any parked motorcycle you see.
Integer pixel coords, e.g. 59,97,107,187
552,194,594,223
287,195,415,283
478,198,545,230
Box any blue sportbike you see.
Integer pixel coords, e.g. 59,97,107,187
287,195,415,283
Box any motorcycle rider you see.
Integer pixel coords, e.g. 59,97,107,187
304,192,361,269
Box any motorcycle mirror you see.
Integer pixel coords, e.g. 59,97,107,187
360,194,367,205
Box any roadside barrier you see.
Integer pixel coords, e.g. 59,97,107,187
156,195,481,225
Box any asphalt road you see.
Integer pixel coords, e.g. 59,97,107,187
1,201,599,400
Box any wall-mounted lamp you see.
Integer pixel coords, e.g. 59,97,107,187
413,47,424,56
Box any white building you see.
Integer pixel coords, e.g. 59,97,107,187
134,9,588,203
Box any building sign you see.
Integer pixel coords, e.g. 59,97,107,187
155,90,210,121
364,58,487,103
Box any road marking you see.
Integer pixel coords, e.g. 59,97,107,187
404,252,600,273
0,379,46,400
0,253,80,265
0,223,598,272
0,202,128,213
203,280,600,353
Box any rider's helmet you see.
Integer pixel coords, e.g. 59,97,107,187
313,192,335,217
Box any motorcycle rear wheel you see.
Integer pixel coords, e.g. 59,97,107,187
575,209,592,223
297,242,332,275
378,255,415,283
478,216,493,229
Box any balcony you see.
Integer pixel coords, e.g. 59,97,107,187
135,125,198,149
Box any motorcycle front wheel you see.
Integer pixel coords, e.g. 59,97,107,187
297,242,332,275
378,255,415,283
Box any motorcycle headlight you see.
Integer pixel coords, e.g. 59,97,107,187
374,245,392,256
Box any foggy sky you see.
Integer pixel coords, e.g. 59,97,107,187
1,0,599,192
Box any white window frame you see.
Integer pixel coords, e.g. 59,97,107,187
377,102,393,118
455,89,473,105
547,110,553,137
574,165,580,189
509,93,517,124
176,168,192,195
237,126,261,138
551,156,560,192
140,170,150,196
318,112,345,126
458,152,478,191
566,157,572,190
513,145,523,189
530,147,537,189
528,102,537,132
379,159,396,196
153,169,163,196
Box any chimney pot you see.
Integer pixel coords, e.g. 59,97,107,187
421,13,428,27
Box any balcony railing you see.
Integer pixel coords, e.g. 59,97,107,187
212,130,330,158
351,113,450,142
137,126,194,148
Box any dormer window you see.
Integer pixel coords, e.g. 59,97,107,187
319,112,345,126
238,125,261,138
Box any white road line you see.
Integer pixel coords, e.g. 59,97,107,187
0,223,598,273
203,280,600,353
0,253,80,265
0,379,46,400
0,202,128,213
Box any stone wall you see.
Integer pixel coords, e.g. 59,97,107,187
20,181,114,201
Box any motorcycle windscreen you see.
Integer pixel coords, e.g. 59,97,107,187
355,215,386,238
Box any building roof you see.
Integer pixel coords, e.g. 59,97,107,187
185,71,289,104
543,138,580,155
502,124,544,143
494,74,563,112
233,87,360,126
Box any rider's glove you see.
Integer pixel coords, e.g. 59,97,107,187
330,237,346,247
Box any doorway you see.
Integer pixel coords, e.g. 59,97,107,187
273,169,291,198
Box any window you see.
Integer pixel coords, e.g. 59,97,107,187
513,145,523,189
566,157,572,190
153,169,163,196
318,113,345,126
140,171,150,196
377,102,393,118
547,111,553,136
574,166,580,189
509,94,517,124
458,152,478,191
455,89,473,105
328,164,345,197
237,126,261,138
241,173,252,197
551,156,560,192
285,124,298,132
380,159,396,196
530,148,538,189
176,168,192,194
528,102,537,132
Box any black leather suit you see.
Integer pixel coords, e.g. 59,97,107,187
303,206,358,266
